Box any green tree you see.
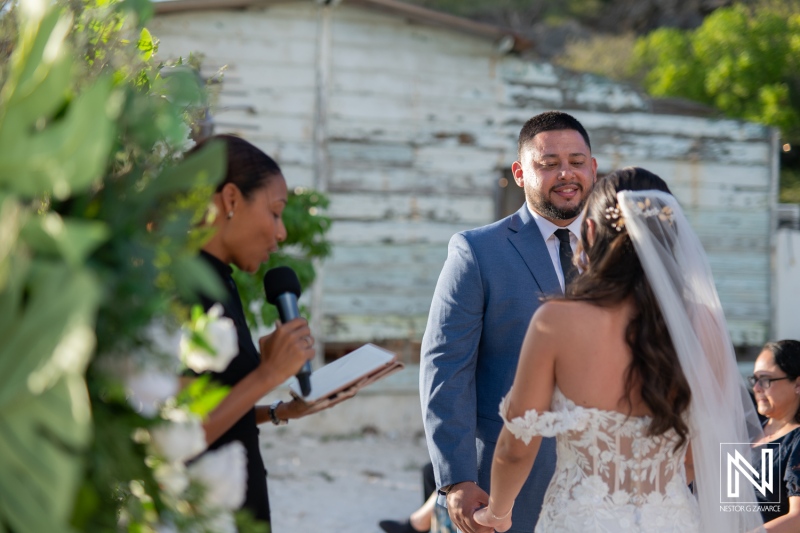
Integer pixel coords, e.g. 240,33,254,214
633,1,800,202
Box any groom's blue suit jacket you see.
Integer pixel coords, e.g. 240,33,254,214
421,204,561,533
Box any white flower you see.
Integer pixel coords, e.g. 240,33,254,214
143,321,182,360
94,319,183,416
176,122,196,153
181,304,238,373
153,140,170,161
126,366,179,417
206,318,238,364
150,413,207,463
97,353,178,418
188,441,247,511
154,462,189,497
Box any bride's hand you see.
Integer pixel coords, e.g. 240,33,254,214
473,504,512,532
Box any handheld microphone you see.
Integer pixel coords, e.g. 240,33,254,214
263,266,312,396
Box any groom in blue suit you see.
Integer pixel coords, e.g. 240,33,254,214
420,111,597,533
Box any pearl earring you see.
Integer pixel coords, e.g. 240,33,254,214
227,211,233,219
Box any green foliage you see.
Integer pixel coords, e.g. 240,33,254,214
634,2,800,143
0,2,115,530
1,0,333,529
781,167,800,203
0,0,288,530
177,375,230,418
234,511,270,533
0,1,17,67
62,4,234,527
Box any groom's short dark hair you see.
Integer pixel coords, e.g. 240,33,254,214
518,111,592,157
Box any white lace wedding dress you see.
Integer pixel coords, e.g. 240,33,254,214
500,386,701,533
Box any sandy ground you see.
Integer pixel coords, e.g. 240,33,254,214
260,426,430,532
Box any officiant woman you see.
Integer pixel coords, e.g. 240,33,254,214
189,134,317,527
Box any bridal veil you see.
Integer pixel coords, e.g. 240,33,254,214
618,189,765,532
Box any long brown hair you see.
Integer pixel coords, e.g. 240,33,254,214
568,167,691,449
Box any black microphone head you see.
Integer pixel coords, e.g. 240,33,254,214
263,266,302,304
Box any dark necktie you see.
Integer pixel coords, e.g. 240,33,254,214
554,228,577,289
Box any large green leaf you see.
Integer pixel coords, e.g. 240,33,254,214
139,137,225,202
0,2,118,200
0,262,99,533
0,262,99,405
0,377,90,533
0,193,26,292
0,76,118,199
171,253,227,303
0,250,30,355
0,7,74,128
21,214,109,267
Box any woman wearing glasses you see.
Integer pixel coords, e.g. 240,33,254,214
750,339,800,531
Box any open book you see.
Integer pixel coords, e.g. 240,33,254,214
288,343,404,407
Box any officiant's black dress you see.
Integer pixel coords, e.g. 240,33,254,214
198,250,271,524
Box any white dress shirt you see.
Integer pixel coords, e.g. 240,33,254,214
527,205,583,293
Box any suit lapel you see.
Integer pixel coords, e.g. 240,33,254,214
507,205,563,296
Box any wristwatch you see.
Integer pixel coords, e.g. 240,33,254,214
438,481,476,496
269,400,288,426
437,484,453,496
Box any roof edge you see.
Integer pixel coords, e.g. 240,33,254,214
152,0,533,53
345,0,531,52
154,0,279,15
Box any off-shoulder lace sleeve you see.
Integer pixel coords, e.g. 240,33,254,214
499,392,590,444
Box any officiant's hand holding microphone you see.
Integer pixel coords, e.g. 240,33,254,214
254,319,317,423
255,318,314,393
255,265,357,424
256,265,363,425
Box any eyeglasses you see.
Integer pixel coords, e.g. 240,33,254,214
747,375,791,390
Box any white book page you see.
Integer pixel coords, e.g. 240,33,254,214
289,343,396,402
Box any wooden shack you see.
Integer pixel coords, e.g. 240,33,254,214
151,0,780,360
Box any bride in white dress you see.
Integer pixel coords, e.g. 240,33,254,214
474,168,765,533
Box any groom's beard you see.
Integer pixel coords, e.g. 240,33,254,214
526,184,587,221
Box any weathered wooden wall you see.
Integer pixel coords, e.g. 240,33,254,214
150,0,776,351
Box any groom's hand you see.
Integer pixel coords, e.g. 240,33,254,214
446,482,493,533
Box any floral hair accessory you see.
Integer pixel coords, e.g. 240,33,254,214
633,198,675,225
604,204,625,232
